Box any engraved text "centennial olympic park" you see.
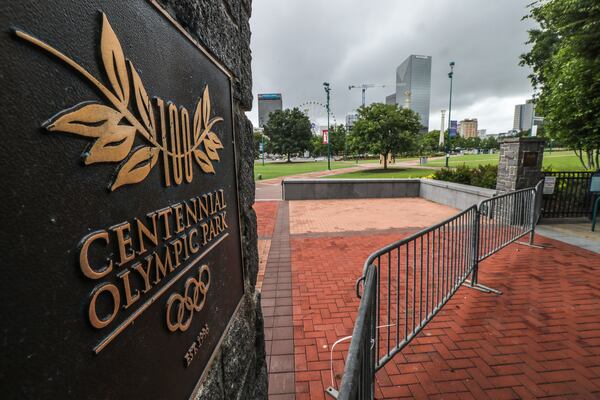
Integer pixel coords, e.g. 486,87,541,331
79,189,228,351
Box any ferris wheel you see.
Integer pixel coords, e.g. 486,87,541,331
296,101,337,134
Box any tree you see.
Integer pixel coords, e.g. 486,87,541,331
310,134,326,157
350,103,421,169
419,130,442,155
482,136,499,151
309,125,347,157
464,136,482,150
329,124,347,156
448,135,465,151
253,129,269,159
263,108,312,162
520,0,600,169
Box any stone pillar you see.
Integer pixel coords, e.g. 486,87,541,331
496,137,546,192
156,1,267,398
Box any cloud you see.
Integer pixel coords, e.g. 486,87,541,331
247,0,536,134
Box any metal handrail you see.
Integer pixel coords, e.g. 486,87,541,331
330,181,543,399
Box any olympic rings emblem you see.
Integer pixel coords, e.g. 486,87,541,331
166,264,211,332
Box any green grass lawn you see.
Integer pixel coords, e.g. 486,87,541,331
327,168,434,179
254,151,587,180
423,150,587,171
254,160,358,180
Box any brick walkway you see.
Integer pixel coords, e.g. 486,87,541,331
255,199,600,399
257,201,296,399
256,201,279,292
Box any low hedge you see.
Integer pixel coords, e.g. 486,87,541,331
432,164,497,189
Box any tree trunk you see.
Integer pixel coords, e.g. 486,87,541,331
287,153,291,163
383,152,388,170
575,149,587,169
587,148,596,170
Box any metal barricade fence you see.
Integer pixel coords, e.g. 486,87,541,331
334,266,377,400
329,181,543,399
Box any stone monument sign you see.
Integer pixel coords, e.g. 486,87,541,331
496,137,546,193
0,1,263,398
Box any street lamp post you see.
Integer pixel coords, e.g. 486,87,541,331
323,82,331,170
261,133,265,166
446,61,455,168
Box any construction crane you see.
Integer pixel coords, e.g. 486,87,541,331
348,83,386,107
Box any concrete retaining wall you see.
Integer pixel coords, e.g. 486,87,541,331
419,179,496,210
282,179,421,200
282,178,496,209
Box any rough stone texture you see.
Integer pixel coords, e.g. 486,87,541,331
154,1,266,399
156,0,253,109
496,137,546,193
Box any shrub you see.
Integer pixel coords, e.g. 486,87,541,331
432,164,497,189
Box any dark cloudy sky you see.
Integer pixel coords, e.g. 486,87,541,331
247,0,537,134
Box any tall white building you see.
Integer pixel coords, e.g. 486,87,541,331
258,93,282,127
513,99,543,132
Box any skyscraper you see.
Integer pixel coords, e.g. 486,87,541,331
258,93,282,127
513,99,544,133
385,93,396,105
513,100,534,132
394,55,432,131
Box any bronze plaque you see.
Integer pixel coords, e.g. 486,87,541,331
0,1,244,398
523,151,538,167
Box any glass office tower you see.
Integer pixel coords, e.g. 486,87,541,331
258,93,283,127
395,55,432,131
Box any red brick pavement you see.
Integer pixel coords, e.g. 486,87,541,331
291,232,417,400
255,199,600,399
255,201,279,238
291,233,600,399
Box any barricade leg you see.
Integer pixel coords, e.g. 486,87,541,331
463,206,503,294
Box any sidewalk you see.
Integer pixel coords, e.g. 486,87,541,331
536,220,600,254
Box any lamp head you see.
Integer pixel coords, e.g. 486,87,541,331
449,61,455,67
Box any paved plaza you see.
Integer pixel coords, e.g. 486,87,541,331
256,198,600,399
